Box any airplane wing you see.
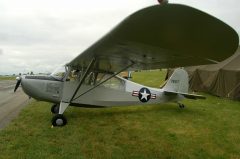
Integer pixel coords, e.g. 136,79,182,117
67,4,239,73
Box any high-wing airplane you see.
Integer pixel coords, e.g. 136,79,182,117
14,3,239,126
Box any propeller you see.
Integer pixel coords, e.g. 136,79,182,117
14,77,21,92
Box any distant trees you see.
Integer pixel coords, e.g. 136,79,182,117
17,72,35,76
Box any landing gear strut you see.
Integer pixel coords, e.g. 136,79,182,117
51,104,59,114
52,114,67,126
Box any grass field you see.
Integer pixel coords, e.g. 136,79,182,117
0,70,240,159
0,76,16,81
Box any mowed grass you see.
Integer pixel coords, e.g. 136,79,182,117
0,70,240,159
0,76,16,81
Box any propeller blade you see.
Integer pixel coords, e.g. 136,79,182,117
14,79,21,92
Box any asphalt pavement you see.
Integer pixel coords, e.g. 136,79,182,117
0,80,30,130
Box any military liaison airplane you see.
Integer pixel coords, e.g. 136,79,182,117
14,3,239,126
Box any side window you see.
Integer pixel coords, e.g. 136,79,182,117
96,73,125,90
66,71,125,90
84,72,96,85
66,70,96,85
67,70,81,81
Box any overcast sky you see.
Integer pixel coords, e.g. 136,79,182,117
0,0,239,75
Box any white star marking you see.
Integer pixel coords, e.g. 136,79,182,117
140,89,150,101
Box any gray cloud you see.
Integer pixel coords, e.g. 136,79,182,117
0,49,3,55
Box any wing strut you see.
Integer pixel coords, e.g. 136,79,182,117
70,57,96,103
72,62,135,101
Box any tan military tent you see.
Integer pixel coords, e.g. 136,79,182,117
185,46,240,100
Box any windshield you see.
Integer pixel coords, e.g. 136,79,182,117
51,65,66,80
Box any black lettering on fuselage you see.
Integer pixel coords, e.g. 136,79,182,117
171,79,179,84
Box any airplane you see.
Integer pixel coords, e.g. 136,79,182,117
14,3,239,126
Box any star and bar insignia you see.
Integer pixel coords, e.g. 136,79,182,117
132,87,156,103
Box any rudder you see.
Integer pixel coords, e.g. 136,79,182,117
163,68,189,93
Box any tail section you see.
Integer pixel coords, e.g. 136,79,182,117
163,68,189,93
163,68,206,100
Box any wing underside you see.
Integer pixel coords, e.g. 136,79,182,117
68,4,239,73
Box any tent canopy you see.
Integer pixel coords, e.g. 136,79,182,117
184,46,240,100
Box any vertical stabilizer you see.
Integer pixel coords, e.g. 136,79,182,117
163,68,189,93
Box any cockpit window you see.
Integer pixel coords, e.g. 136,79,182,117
51,65,66,80
50,66,125,90
68,70,82,81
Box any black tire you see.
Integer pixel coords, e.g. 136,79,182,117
181,104,185,109
52,114,67,126
179,103,185,109
51,104,59,114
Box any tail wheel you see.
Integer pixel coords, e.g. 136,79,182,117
179,103,185,109
52,114,67,127
51,104,59,114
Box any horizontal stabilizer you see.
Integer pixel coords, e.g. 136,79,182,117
164,91,206,100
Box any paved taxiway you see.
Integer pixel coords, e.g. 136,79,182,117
0,80,30,129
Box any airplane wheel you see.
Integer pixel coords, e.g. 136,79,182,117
51,104,59,114
52,114,67,127
179,103,185,109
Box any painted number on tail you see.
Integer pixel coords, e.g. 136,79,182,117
171,80,179,84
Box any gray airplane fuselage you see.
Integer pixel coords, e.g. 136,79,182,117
21,75,183,107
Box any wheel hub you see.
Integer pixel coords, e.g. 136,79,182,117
56,119,63,125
